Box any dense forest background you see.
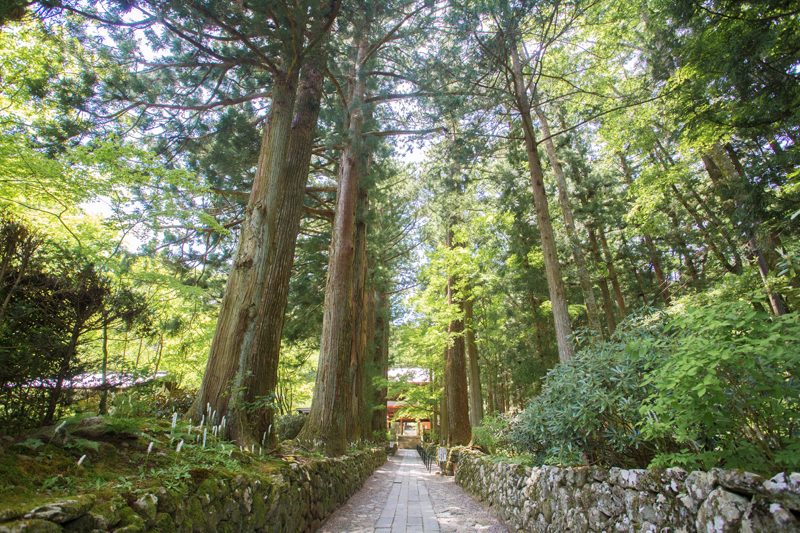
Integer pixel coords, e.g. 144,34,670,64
0,0,797,473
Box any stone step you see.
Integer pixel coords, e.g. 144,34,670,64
396,435,421,449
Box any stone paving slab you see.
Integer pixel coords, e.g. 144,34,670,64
317,449,507,533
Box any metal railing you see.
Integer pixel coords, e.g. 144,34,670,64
416,444,433,472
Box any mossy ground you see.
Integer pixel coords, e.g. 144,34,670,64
0,415,291,514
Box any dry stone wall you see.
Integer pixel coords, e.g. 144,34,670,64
454,448,800,532
0,448,386,533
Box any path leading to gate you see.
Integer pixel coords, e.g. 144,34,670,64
318,449,508,533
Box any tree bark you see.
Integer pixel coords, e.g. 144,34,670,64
533,99,602,336
510,43,574,363
369,290,389,437
486,366,496,416
444,227,472,445
190,49,329,445
439,368,449,444
348,188,369,441
464,298,483,428
299,30,369,456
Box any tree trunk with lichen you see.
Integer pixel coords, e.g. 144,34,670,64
510,43,574,362
533,99,602,336
444,226,472,445
190,51,329,446
298,29,370,456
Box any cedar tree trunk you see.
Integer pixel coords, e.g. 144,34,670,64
510,43,574,362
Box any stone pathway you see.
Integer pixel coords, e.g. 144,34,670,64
318,449,507,533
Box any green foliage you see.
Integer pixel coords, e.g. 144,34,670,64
15,438,45,451
641,301,800,474
471,414,513,455
509,312,667,468
0,215,151,433
508,296,800,475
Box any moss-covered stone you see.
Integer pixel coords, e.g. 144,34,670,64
23,496,95,525
152,512,175,532
0,448,386,533
0,519,63,533
85,496,124,531
0,507,27,523
130,494,157,525
114,506,145,533
61,513,98,533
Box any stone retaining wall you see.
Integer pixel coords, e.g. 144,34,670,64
0,448,386,532
454,448,800,532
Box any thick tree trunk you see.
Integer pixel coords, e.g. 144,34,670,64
533,99,602,336
191,53,328,445
510,43,574,363
299,32,369,456
464,298,483,428
360,284,376,440
444,227,472,445
439,370,449,444
348,188,369,441
369,290,389,438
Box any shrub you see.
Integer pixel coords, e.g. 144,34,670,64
508,312,668,468
641,300,800,474
507,298,800,475
275,413,306,441
471,414,513,455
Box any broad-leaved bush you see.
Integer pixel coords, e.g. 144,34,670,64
471,414,514,455
641,300,800,474
509,312,668,468
508,301,800,475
